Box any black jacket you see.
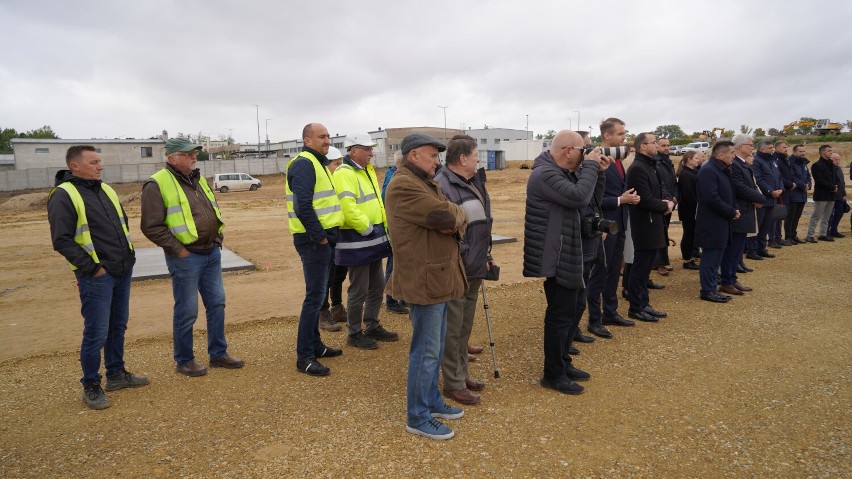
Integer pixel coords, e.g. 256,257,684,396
676,167,698,224
730,156,766,234
626,153,669,250
695,158,737,249
774,152,795,204
811,157,837,201
656,153,677,200
599,158,630,232
47,171,135,278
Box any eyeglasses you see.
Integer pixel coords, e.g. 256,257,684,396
560,146,585,152
642,142,655,145
175,151,199,158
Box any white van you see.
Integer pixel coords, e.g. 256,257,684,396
212,173,262,193
682,142,710,154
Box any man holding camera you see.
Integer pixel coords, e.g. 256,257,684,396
523,130,609,395
625,133,673,322
585,118,640,339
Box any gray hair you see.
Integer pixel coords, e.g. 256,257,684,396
756,140,773,150
393,150,403,162
731,133,753,147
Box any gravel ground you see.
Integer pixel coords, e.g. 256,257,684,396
1,238,850,478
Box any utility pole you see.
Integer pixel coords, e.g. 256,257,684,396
254,104,260,158
573,110,580,134
265,118,272,155
225,128,235,144
438,105,448,143
526,114,529,161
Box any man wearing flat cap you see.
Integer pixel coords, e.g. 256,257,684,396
141,137,244,377
385,133,468,441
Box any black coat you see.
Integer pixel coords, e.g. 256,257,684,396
811,157,836,201
834,164,847,200
696,158,737,249
788,156,811,203
598,158,629,232
656,153,677,200
730,157,766,234
626,153,669,250
676,167,698,224
774,152,795,204
753,151,783,206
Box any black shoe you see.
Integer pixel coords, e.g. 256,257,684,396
647,280,665,290
830,231,845,238
700,292,730,303
792,237,805,244
574,329,596,343
386,302,410,314
296,358,330,376
540,376,584,395
757,250,775,258
818,235,835,242
745,252,764,260
82,382,111,410
643,306,667,318
567,344,580,355
602,313,635,327
736,264,748,274
683,260,700,270
805,237,818,243
365,325,400,342
628,309,658,322
565,364,591,381
768,241,782,249
105,369,150,391
347,331,379,350
315,346,343,358
739,262,754,272
588,323,612,338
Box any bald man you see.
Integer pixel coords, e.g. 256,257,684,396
523,130,609,395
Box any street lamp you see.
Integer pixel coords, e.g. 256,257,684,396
573,110,580,133
525,114,529,161
265,118,272,154
438,105,448,143
254,104,261,158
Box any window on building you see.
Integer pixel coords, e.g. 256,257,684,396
504,139,510,142
141,147,153,157
35,147,49,153
494,139,501,144
480,138,487,144
333,142,343,149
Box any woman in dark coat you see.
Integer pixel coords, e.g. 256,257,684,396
676,151,703,269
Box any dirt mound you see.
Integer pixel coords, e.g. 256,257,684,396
0,192,49,214
122,191,142,205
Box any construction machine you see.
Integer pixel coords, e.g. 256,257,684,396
814,119,842,135
698,127,725,140
783,120,816,134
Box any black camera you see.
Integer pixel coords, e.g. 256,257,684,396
583,144,627,160
582,212,619,239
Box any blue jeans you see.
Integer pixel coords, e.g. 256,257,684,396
407,302,449,427
77,270,132,384
295,241,331,361
165,249,228,365
699,247,725,295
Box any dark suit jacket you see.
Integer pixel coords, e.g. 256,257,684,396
626,153,669,250
811,157,837,201
599,158,629,232
656,153,677,200
730,156,766,234
696,158,737,249
753,152,784,206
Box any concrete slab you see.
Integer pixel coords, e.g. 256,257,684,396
492,234,517,244
132,247,255,281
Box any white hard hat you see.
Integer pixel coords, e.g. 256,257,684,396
326,145,343,160
344,133,377,148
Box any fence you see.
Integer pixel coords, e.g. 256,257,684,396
0,158,290,192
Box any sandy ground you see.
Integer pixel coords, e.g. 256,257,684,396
0,154,850,478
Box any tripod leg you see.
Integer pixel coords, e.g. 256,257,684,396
480,282,500,379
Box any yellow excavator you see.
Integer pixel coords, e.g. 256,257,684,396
698,128,725,140
783,119,841,135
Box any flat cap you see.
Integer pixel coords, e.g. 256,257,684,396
400,133,446,156
165,137,203,155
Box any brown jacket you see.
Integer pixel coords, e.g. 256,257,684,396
384,160,468,305
140,165,223,257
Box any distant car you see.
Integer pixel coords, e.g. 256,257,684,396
213,173,262,193
669,145,685,156
682,142,710,154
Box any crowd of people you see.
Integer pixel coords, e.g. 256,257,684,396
47,121,848,441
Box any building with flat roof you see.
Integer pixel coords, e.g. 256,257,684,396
11,138,167,170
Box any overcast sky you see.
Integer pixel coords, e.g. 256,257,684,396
2,0,851,144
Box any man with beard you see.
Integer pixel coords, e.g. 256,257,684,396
653,137,677,277
806,145,838,242
785,145,812,243
746,141,783,259
772,141,796,246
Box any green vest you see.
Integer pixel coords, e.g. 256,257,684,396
50,182,133,270
150,168,223,245
285,151,344,233
333,161,388,233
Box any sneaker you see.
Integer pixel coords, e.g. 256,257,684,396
540,376,584,395
386,302,410,314
319,310,342,332
347,331,379,350
365,325,399,342
296,358,330,376
83,382,111,410
105,369,150,391
406,418,455,440
330,304,347,323
431,403,464,420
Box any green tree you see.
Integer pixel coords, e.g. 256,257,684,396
0,128,18,153
740,124,753,135
753,128,766,138
723,130,736,138
768,128,780,136
0,125,60,153
20,125,59,139
197,150,210,161
653,124,686,139
795,117,816,135
544,129,556,140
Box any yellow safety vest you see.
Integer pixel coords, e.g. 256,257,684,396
333,160,387,233
50,182,133,270
150,168,223,245
285,151,344,233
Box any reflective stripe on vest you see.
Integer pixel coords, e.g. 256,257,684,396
150,169,223,245
51,182,133,271
285,152,344,233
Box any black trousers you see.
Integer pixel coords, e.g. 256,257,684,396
542,277,584,381
628,249,656,312
587,232,625,325
653,216,671,267
784,202,805,239
680,216,696,261
321,259,348,311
